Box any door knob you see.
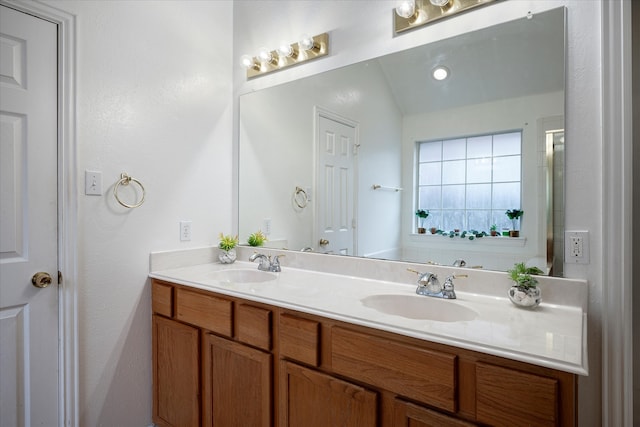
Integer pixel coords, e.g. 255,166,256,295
319,239,329,246
32,272,53,288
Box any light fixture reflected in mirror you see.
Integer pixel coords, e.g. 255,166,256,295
395,0,416,19
394,0,500,35
432,65,449,81
241,33,329,79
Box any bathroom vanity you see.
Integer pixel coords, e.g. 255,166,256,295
149,248,587,427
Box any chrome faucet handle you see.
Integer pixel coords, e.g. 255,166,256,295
270,254,285,272
442,274,467,299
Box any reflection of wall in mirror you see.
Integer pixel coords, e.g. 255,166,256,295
239,61,403,254
400,90,564,271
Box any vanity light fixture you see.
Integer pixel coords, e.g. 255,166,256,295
394,0,500,35
240,32,329,79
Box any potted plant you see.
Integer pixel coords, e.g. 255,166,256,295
505,209,524,237
490,224,498,237
430,226,438,234
415,209,429,234
247,230,267,247
506,262,544,308
218,233,239,264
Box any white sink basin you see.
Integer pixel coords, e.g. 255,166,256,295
361,294,478,322
205,269,277,283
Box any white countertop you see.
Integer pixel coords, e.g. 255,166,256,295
149,255,588,376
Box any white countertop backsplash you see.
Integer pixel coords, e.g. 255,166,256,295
149,246,588,375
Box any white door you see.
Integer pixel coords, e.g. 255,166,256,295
316,113,357,255
0,5,59,426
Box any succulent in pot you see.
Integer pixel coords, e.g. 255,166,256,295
247,230,267,247
218,233,238,264
415,209,429,234
507,262,543,308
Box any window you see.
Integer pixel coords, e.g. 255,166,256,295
416,131,522,232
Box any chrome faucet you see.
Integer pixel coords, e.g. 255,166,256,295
408,269,467,299
249,253,284,272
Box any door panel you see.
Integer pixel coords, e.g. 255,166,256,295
0,5,59,426
317,114,356,255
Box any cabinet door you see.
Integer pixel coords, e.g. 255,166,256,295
280,361,378,427
393,399,477,427
202,333,272,427
152,315,200,427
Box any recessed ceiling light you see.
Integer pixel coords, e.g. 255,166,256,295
432,66,450,81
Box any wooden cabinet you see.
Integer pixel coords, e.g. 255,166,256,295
151,279,577,427
202,333,272,427
152,314,200,427
279,360,378,427
393,399,477,427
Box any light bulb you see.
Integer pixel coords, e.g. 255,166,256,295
395,0,416,18
257,47,273,63
277,43,294,58
299,34,315,51
432,66,450,81
240,54,255,69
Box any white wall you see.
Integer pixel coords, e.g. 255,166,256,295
233,0,603,424
42,1,233,425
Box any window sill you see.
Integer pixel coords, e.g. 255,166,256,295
409,233,527,248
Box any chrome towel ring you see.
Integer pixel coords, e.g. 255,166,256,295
294,186,308,209
114,172,146,208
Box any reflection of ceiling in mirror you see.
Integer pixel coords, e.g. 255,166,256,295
377,8,565,115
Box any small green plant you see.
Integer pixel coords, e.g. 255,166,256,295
415,209,429,228
507,262,543,289
218,233,238,251
506,209,524,229
247,230,267,247
490,224,498,232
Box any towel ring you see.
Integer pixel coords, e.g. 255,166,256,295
294,186,308,209
114,173,146,208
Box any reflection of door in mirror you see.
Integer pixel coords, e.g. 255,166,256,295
316,110,358,255
544,124,565,276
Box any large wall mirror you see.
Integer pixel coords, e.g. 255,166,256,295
239,7,566,276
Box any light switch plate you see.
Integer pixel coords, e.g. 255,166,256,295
85,170,102,196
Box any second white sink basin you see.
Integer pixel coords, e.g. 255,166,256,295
205,269,277,283
361,294,478,322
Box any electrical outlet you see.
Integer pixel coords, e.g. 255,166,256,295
263,218,272,235
180,221,192,241
565,231,589,264
85,170,102,196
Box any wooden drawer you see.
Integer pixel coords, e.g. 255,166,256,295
330,327,457,413
175,288,233,336
236,304,272,351
152,281,173,317
394,399,477,427
476,362,558,426
279,313,320,366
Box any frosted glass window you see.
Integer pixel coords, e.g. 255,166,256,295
442,160,466,184
442,185,465,209
416,130,522,232
420,141,442,162
493,156,521,182
466,158,492,183
467,135,492,158
466,184,491,209
419,186,442,209
419,162,441,185
493,132,521,156
442,138,466,160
